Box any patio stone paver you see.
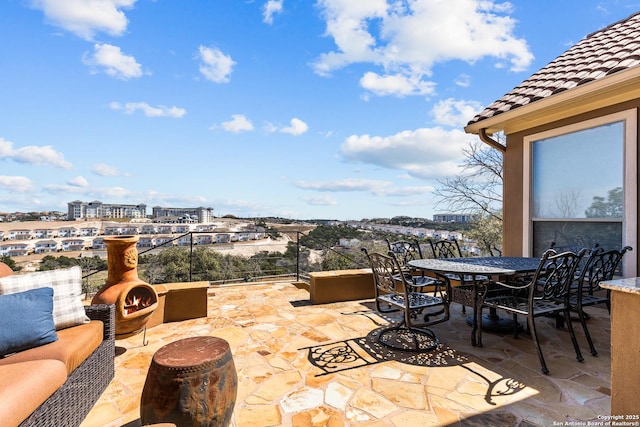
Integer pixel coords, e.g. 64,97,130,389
80,281,612,427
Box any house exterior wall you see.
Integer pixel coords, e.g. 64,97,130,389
501,99,640,272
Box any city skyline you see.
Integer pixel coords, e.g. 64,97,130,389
1,1,638,220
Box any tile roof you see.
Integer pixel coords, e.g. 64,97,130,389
468,11,640,126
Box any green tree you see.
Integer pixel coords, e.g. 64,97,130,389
76,255,107,274
38,255,79,270
300,224,363,250
465,214,503,255
140,247,192,283
321,250,359,271
585,187,623,218
283,241,312,273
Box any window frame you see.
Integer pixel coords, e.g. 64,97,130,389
523,108,637,276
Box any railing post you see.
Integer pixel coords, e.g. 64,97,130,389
296,231,300,282
189,232,194,282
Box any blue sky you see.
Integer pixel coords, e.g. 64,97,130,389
1,0,638,221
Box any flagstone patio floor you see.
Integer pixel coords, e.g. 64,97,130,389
80,281,612,427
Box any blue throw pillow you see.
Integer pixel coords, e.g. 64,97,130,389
0,287,58,357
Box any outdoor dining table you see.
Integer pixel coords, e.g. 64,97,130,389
408,257,541,347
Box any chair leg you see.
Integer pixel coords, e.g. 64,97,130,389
512,313,519,338
578,306,598,356
528,315,549,375
376,299,399,314
564,308,584,362
472,304,482,347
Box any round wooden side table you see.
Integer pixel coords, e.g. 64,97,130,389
140,336,237,427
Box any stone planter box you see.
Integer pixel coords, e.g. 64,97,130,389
309,269,374,304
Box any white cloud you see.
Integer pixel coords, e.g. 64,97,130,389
372,185,434,197
0,137,72,169
30,0,136,40
266,118,309,135
198,46,235,83
141,191,208,206
360,72,436,97
92,163,124,176
302,195,337,206
263,0,283,24
280,118,309,135
221,114,254,132
43,183,88,194
312,0,387,77
340,127,471,179
455,73,471,88
313,0,533,96
295,178,392,192
295,178,434,198
109,101,186,118
84,43,143,80
0,176,36,192
68,176,89,187
87,186,133,199
431,98,484,128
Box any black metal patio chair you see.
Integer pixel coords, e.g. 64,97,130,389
428,238,489,314
479,248,588,375
428,238,463,259
570,245,632,356
385,238,432,287
362,248,451,352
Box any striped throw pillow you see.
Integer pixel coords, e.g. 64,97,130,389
0,266,89,330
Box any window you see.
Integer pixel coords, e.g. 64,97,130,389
524,109,637,276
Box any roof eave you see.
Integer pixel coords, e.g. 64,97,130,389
464,66,640,136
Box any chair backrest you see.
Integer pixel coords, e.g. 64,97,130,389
549,242,598,270
385,239,423,267
550,241,599,253
361,248,400,295
576,246,632,294
429,239,462,259
531,248,588,302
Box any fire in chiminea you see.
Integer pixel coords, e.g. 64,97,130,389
124,287,156,315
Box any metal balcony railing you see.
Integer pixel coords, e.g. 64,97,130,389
81,231,367,288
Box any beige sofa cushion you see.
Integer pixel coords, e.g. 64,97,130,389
0,320,103,375
0,359,67,427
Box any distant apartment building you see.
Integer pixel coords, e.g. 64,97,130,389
91,238,106,250
1,242,29,257
61,239,86,252
432,213,479,223
35,240,58,254
151,206,214,224
80,227,100,237
8,229,31,240
58,226,78,238
138,237,155,248
67,200,147,220
33,228,56,239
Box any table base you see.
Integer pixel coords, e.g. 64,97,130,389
466,312,523,333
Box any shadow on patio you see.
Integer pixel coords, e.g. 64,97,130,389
81,281,611,427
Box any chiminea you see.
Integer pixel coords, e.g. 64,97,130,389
92,235,158,338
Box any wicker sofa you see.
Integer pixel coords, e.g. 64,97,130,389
0,304,115,427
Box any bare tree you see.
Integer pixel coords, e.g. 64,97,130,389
433,140,503,222
552,190,581,218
